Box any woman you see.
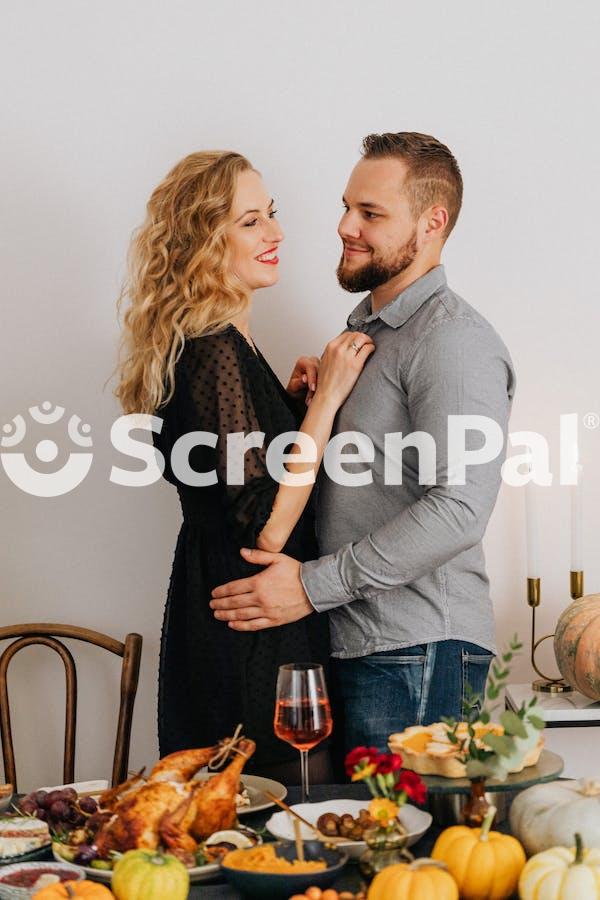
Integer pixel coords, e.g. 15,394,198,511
114,151,374,780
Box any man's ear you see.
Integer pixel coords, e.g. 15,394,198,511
424,205,448,242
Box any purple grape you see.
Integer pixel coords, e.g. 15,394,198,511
34,790,50,809
75,845,97,865
62,788,77,803
78,797,98,815
35,808,48,821
64,806,80,825
50,800,70,819
18,797,38,816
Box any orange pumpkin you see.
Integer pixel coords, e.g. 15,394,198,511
554,593,600,699
432,806,525,899
367,859,458,899
33,880,114,898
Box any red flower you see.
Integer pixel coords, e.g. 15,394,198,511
394,770,428,805
377,753,403,775
344,746,380,777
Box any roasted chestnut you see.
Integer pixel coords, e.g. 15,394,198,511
357,808,374,826
338,813,356,837
316,812,341,836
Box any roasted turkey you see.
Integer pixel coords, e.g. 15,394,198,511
94,736,255,864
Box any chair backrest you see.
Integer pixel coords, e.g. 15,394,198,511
0,623,142,791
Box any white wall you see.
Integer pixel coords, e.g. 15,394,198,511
2,1,599,790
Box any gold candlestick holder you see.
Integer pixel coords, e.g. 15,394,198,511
528,572,584,693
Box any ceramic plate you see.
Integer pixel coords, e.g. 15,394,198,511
192,773,287,815
266,799,432,859
0,845,53,868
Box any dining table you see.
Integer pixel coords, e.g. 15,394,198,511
6,782,521,899
193,782,517,898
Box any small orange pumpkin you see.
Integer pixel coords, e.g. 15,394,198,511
33,880,114,898
431,805,525,899
367,858,458,899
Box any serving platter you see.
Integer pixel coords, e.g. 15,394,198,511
40,774,286,815
30,736,276,883
52,843,224,885
52,826,262,885
52,842,222,885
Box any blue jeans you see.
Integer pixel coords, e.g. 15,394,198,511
332,640,495,753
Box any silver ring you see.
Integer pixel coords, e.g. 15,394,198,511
351,340,360,353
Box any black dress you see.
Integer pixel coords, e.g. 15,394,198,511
152,324,330,770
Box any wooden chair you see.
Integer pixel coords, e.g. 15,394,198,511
0,623,142,791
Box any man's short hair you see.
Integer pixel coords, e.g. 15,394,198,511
361,132,463,241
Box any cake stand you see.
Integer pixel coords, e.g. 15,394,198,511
422,749,564,825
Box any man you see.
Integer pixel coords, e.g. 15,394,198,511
210,132,516,752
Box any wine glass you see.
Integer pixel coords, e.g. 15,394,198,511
274,662,333,803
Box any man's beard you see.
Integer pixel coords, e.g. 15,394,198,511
336,230,419,293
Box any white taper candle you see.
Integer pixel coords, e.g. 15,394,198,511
571,460,583,572
525,458,541,579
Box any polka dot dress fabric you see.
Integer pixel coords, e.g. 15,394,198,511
153,325,330,767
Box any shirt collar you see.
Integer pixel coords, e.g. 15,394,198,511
347,264,447,330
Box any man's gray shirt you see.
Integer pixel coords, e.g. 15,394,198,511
300,265,516,659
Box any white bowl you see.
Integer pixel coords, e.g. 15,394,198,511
266,799,432,859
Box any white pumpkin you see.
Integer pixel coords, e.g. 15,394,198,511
510,778,600,856
519,834,600,899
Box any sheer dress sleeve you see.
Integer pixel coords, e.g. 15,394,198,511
172,328,287,549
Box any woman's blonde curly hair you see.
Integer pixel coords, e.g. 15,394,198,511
113,150,254,415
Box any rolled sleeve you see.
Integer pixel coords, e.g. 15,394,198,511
300,551,355,612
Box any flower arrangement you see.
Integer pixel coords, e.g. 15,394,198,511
442,634,546,781
345,747,427,828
